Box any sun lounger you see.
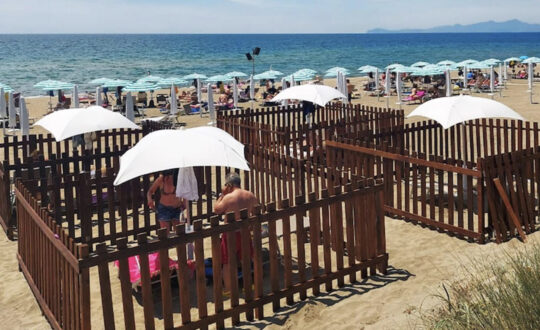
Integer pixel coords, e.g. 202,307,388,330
401,90,426,104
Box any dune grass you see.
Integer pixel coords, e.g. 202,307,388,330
421,243,540,329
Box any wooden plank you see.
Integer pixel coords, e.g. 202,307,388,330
174,225,191,325
116,238,136,330
193,220,208,328
96,243,116,330
493,178,527,242
136,234,156,330
157,229,174,329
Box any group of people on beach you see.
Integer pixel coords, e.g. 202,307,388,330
147,170,258,295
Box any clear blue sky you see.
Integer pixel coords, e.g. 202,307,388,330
0,0,539,33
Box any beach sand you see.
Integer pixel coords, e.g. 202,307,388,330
1,77,539,329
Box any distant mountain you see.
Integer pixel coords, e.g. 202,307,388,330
367,19,540,33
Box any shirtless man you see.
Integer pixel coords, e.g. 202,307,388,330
213,172,258,294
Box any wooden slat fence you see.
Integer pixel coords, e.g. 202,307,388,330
0,121,172,239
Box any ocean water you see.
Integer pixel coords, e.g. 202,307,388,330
0,33,539,95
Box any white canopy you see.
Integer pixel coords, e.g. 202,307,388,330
34,106,140,141
113,127,249,185
407,95,525,129
270,84,347,107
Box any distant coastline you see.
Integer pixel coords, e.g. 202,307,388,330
368,19,540,34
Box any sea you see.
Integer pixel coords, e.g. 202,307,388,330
0,33,539,96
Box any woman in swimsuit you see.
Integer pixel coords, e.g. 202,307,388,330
147,170,188,234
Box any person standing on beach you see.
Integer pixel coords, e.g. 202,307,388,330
147,170,188,234
213,172,258,295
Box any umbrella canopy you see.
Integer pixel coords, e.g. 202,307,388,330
325,69,351,78
183,73,207,80
33,106,140,141
170,85,178,115
125,92,135,122
358,65,380,73
296,68,317,75
504,57,522,63
102,79,132,88
456,59,479,67
271,84,347,107
157,77,187,87
437,60,456,66
385,63,403,70
285,73,313,82
123,82,159,92
137,75,162,83
113,127,249,185
411,61,431,68
522,57,540,64
225,71,248,78
326,67,350,74
393,66,417,73
206,75,233,83
468,61,492,70
72,85,79,108
520,55,529,61
0,83,14,92
253,73,278,80
20,98,29,137
483,58,501,66
89,78,113,85
407,95,525,129
261,69,283,77
37,80,74,91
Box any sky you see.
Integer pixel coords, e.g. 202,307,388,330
0,0,539,33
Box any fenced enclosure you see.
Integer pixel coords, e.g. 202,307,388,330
14,142,388,329
0,120,172,239
325,118,540,243
217,103,404,164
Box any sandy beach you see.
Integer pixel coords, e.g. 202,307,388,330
1,76,539,329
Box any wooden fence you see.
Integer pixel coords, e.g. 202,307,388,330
325,118,540,243
15,173,387,329
0,121,171,239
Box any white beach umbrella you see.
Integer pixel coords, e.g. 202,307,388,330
463,66,468,90
72,85,80,108
34,106,139,141
445,69,452,97
8,92,16,128
96,87,102,107
280,77,288,107
396,72,402,104
170,85,178,115
271,84,347,107
125,92,135,122
113,127,249,185
196,79,202,105
490,66,495,94
407,95,525,129
0,88,6,118
375,68,380,92
249,75,255,100
207,83,215,124
233,79,238,108
384,68,391,95
20,97,29,137
528,64,534,91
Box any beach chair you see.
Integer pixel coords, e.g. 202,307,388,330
401,90,426,104
156,94,167,108
136,92,147,108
